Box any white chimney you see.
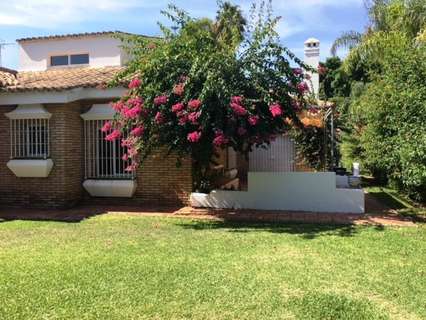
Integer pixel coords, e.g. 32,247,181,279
304,37,320,98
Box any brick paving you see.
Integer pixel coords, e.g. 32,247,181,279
0,204,418,227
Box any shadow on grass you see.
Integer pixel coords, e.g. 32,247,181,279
367,191,407,210
175,220,381,239
0,208,107,223
0,205,182,224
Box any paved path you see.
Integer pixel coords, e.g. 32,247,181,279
0,203,418,227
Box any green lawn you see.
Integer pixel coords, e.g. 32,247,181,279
0,215,425,320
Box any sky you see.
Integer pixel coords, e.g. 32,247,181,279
0,0,368,70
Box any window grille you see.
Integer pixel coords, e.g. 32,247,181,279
84,120,134,179
9,118,50,159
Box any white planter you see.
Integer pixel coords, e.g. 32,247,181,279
83,179,137,198
7,159,54,177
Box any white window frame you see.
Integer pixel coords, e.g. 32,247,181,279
49,53,90,68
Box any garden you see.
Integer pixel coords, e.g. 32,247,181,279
0,212,425,320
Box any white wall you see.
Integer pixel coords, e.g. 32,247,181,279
18,36,125,71
191,172,365,214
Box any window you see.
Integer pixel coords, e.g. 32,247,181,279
70,54,89,65
83,119,134,180
50,55,69,66
50,54,89,66
5,105,51,160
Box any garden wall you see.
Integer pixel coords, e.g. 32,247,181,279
191,172,365,214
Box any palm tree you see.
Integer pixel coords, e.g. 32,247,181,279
331,0,426,56
214,1,247,50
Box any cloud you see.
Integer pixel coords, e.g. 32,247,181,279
0,0,155,27
0,0,365,47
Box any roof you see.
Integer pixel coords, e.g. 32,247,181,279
0,67,18,87
0,66,123,92
16,31,135,43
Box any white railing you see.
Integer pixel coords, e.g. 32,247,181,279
9,118,50,159
83,119,134,180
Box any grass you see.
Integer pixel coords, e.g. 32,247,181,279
0,214,425,319
364,185,426,220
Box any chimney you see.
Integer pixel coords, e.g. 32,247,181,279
304,38,320,98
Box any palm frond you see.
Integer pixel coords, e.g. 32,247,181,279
331,31,363,56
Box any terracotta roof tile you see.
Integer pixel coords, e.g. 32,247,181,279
0,67,18,87
1,66,123,92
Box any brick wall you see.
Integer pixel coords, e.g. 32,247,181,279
0,103,193,208
0,103,84,208
134,151,192,206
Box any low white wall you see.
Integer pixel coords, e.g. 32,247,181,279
191,172,365,214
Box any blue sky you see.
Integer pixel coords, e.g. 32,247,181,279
0,0,368,70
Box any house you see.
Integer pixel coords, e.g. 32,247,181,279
0,32,363,213
0,31,192,208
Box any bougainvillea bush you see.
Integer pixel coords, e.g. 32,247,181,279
107,2,311,191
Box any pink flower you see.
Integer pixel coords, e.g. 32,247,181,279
231,96,244,105
297,82,310,94
293,68,303,76
237,127,247,136
269,103,282,118
155,111,164,124
128,147,138,157
213,131,229,147
122,153,129,161
187,131,202,143
111,101,125,112
121,137,135,148
188,99,202,110
173,83,185,96
122,105,142,119
154,95,168,106
178,113,189,125
291,100,302,111
105,129,121,141
230,103,247,116
248,115,259,126
125,163,138,172
128,96,143,108
101,121,112,133
131,126,144,137
172,102,185,113
188,111,201,125
128,77,141,89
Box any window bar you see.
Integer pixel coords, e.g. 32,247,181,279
36,119,39,157
45,119,48,158
10,119,13,159
87,121,91,178
27,119,30,157
95,120,98,178
85,122,88,178
13,120,16,158
92,120,95,179
17,120,19,158
110,129,114,178
100,120,103,178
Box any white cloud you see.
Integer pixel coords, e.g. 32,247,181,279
0,0,156,27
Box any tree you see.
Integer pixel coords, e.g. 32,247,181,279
108,2,311,191
330,0,426,200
